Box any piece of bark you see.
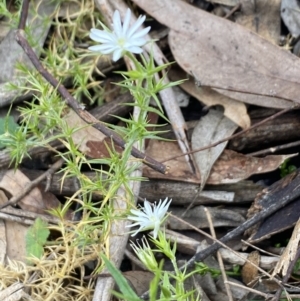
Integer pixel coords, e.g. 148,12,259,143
21,169,263,204
165,230,278,269
248,197,300,243
159,110,300,152
165,168,300,285
229,111,300,151
245,171,298,242
168,206,246,230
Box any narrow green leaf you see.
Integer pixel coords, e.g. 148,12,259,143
26,218,50,264
100,254,142,301
0,115,19,149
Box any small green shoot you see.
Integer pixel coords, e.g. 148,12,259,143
280,158,297,178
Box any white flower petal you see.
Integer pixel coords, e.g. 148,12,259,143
127,15,146,38
112,48,123,61
88,45,117,54
126,198,172,237
125,45,143,54
127,216,149,223
94,44,117,52
89,9,149,60
126,222,143,228
143,200,152,214
88,45,104,52
90,29,115,43
122,9,131,35
129,227,143,237
128,209,149,218
130,26,151,40
113,10,122,36
152,222,160,239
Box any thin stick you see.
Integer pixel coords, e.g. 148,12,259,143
18,0,29,30
224,3,241,19
241,240,280,257
162,105,296,163
225,281,272,299
15,30,167,175
0,158,64,210
204,207,233,301
247,140,300,157
0,206,59,224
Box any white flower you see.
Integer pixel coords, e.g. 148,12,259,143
88,9,151,61
126,197,172,239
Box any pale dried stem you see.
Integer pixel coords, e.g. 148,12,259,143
204,207,234,301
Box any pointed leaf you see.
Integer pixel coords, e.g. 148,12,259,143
191,110,238,189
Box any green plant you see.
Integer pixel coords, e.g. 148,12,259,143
280,158,297,178
26,218,50,264
0,3,195,300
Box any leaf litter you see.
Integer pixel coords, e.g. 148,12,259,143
1,0,300,300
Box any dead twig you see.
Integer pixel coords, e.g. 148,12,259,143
0,158,64,210
0,206,59,225
163,105,297,163
169,213,278,281
225,281,273,299
247,140,300,157
18,0,29,30
204,207,233,301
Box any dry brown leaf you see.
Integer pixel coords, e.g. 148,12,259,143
0,169,61,214
64,110,122,158
208,150,297,184
133,0,296,108
143,140,200,183
236,0,281,43
169,67,250,129
121,271,154,296
192,110,238,189
241,250,260,285
0,191,27,263
143,140,296,184
5,219,28,263
0,169,44,213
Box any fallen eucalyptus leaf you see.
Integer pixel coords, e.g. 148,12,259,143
236,0,281,43
191,109,238,189
133,0,296,108
281,0,300,37
169,67,250,129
